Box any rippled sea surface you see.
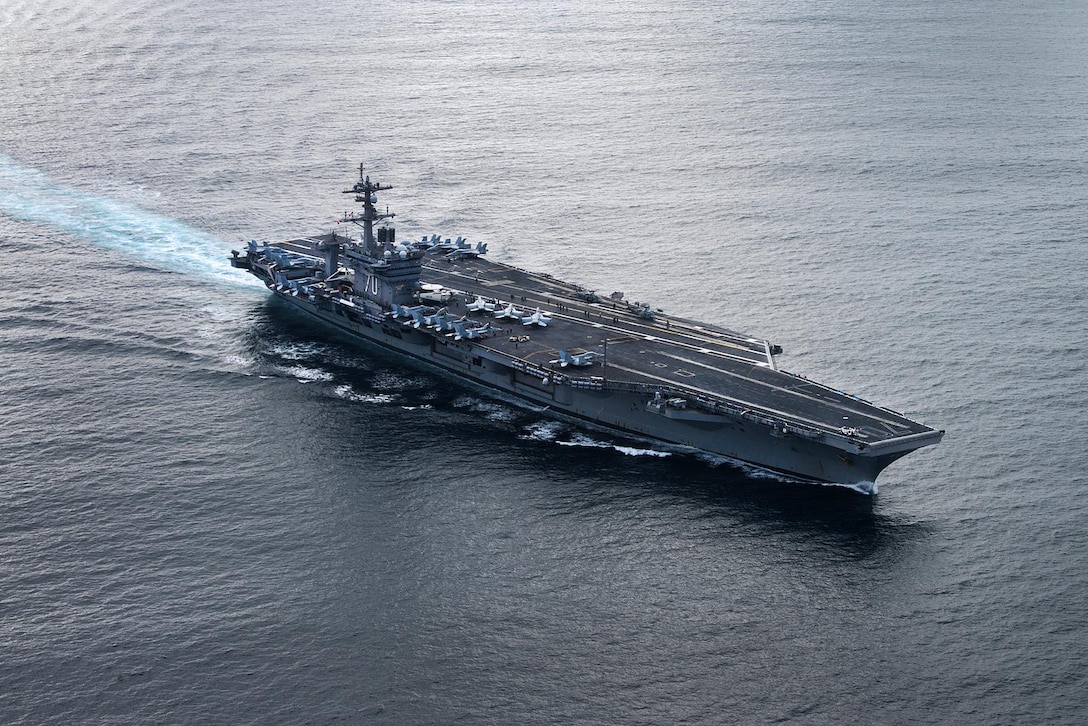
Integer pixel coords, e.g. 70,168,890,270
2,1,1086,723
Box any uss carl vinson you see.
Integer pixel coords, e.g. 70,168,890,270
231,165,943,492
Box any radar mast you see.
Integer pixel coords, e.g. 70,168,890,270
341,163,395,255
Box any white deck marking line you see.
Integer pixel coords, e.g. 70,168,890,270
427,264,769,355
614,348,914,433
605,362,858,434
425,265,778,370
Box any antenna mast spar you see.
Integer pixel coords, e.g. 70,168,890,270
341,163,395,255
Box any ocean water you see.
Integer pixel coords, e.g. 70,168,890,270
1,0,1086,723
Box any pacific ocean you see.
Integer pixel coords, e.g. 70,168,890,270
1,0,1086,723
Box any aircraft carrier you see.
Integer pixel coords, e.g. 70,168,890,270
230,165,943,492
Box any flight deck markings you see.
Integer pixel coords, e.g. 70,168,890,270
427,265,773,366
609,353,917,434
604,362,854,433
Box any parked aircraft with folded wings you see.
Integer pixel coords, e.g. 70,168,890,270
451,320,500,341
521,307,551,327
493,303,525,320
391,303,427,320
466,295,498,313
446,241,488,260
550,349,603,367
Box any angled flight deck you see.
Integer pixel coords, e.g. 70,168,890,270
234,166,942,490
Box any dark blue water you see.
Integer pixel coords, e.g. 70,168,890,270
2,1,1087,723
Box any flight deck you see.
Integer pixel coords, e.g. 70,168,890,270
236,166,941,489
276,234,930,447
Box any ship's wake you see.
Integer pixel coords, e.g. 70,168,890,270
0,155,262,289
0,156,885,495
556,433,673,458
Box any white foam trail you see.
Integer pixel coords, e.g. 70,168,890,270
268,341,332,362
372,371,430,391
0,155,263,289
276,365,334,383
333,384,398,404
519,420,565,442
830,480,877,495
613,445,671,458
557,433,671,457
452,395,517,422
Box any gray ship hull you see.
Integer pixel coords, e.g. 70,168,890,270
231,167,942,492
266,276,922,490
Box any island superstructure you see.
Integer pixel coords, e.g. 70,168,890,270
231,165,943,491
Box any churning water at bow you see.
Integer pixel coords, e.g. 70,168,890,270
2,0,1087,723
